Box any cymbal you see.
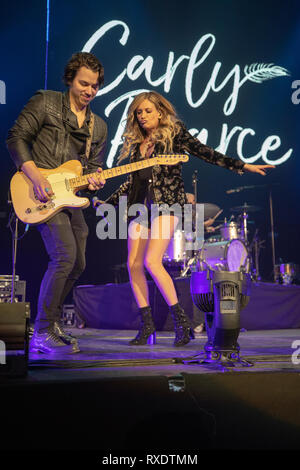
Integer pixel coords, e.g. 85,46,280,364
230,203,261,213
217,219,255,225
203,203,222,220
184,203,222,221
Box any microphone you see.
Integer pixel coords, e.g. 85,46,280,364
226,187,242,194
92,196,102,208
226,185,256,194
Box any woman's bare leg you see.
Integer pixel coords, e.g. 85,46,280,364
145,214,194,346
127,221,150,308
144,215,179,306
127,221,156,345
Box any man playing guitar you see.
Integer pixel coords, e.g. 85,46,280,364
6,52,106,353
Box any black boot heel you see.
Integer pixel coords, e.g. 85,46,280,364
146,332,156,345
129,306,156,346
189,328,195,340
170,303,194,347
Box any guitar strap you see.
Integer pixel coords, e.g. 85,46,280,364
85,112,95,161
79,111,95,171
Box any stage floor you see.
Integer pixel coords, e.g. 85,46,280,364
27,327,300,381
2,328,300,453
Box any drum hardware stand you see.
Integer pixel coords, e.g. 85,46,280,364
252,230,259,282
180,239,205,277
182,270,254,370
181,255,197,277
241,207,248,243
249,230,265,282
192,169,198,240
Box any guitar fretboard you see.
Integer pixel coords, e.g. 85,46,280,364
68,154,187,191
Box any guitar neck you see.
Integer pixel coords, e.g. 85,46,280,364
68,156,159,191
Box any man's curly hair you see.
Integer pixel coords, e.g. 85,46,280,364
63,52,104,87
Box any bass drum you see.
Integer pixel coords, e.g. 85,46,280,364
199,239,249,272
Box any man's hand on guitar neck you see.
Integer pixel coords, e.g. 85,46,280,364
87,167,106,191
21,161,54,202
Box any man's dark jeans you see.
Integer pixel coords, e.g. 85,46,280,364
35,209,88,333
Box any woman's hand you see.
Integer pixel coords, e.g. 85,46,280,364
243,164,275,175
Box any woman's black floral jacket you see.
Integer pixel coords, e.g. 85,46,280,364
104,122,245,208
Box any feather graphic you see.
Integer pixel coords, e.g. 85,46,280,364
244,63,290,83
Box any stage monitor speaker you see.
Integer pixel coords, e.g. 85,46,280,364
0,302,30,377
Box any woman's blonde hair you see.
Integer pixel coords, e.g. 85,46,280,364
118,91,181,163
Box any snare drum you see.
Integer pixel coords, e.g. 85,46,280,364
163,230,186,263
199,239,249,272
220,222,239,240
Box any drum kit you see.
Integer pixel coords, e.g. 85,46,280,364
163,176,299,284
163,201,262,279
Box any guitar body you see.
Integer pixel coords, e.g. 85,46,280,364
10,160,90,225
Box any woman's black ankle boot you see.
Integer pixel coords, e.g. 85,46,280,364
129,306,156,345
170,303,194,347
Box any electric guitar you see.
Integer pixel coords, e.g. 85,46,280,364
10,154,189,225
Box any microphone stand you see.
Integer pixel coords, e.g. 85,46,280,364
7,190,23,302
192,170,198,204
181,170,198,278
11,216,18,302
269,189,276,282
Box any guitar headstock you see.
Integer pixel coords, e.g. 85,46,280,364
155,154,189,165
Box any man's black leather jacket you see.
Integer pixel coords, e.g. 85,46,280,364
6,90,107,174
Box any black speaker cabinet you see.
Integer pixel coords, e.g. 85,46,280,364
0,302,30,377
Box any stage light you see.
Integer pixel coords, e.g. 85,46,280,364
189,270,253,368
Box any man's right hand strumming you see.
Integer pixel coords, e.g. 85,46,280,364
21,161,54,202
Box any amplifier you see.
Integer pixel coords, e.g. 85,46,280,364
0,275,26,303
0,275,20,280
0,302,30,377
